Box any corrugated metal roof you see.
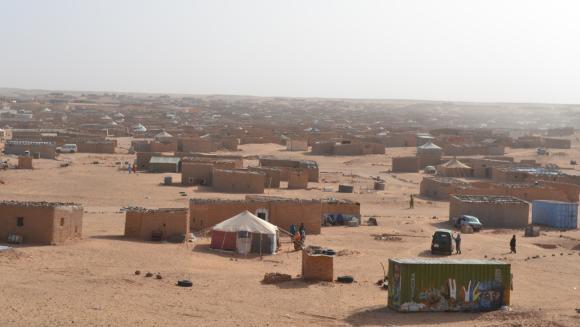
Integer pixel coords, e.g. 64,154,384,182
6,140,55,145
452,195,528,204
390,258,508,265
149,156,181,164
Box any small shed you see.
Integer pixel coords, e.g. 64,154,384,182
392,156,419,173
286,139,308,151
302,246,334,282
124,208,189,241
17,156,33,169
148,156,181,173
288,168,308,189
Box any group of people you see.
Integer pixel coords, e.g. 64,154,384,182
127,163,137,174
451,233,517,255
290,223,306,243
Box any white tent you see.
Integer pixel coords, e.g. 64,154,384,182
213,210,277,234
211,211,278,255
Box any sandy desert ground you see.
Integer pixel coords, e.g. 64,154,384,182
1,140,579,327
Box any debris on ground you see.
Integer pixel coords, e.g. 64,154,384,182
336,249,360,257
373,234,403,241
376,278,389,290
262,272,292,284
156,274,163,280
134,270,141,275
145,272,153,277
367,217,378,226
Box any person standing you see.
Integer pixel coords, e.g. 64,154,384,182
132,163,137,174
127,163,132,174
299,222,306,242
454,233,462,254
289,224,297,237
409,195,414,209
510,235,517,254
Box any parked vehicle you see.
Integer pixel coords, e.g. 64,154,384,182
454,215,483,231
536,147,548,155
431,229,454,255
57,144,78,153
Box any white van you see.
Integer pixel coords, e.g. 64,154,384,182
57,144,78,153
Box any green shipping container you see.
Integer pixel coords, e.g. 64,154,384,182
388,258,511,312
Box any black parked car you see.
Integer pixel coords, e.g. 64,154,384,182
431,229,454,255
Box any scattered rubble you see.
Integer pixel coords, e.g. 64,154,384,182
373,234,403,241
336,249,360,257
262,272,292,284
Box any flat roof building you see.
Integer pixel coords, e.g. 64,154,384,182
449,195,529,228
0,201,83,245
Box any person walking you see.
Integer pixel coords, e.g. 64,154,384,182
454,233,462,254
132,163,137,174
510,235,517,254
409,195,414,209
127,163,132,174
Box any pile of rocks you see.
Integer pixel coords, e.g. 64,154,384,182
262,272,292,284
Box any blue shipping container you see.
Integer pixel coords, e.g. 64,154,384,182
531,200,578,229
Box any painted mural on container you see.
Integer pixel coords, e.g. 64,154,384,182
388,261,510,312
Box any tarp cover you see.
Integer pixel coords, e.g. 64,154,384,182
212,210,278,235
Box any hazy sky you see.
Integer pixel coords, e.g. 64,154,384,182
1,0,579,103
